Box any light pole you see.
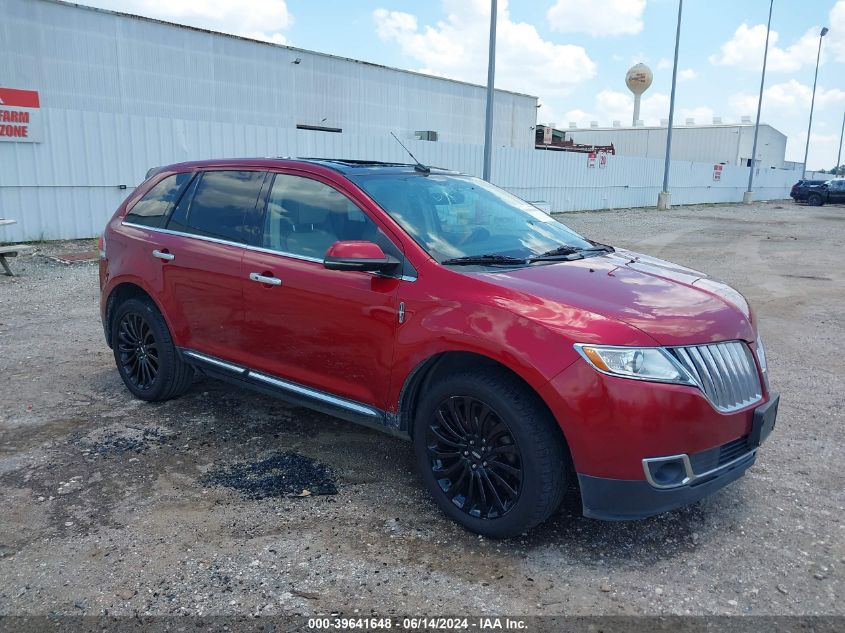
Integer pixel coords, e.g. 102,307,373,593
744,0,773,204
836,110,844,177
482,0,497,182
657,0,683,210
802,26,829,179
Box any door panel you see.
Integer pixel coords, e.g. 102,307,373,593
155,169,266,359
240,172,403,409
241,252,400,407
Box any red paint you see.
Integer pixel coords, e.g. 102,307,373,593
325,240,386,260
0,88,40,108
100,158,772,485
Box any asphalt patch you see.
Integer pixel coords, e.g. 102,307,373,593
203,451,338,499
79,427,175,457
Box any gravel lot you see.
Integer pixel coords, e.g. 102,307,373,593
0,199,843,617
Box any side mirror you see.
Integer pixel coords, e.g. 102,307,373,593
323,241,400,273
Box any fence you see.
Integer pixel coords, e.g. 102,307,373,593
0,109,801,242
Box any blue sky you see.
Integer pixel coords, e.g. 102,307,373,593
84,0,845,170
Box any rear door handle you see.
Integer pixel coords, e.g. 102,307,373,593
152,249,175,261
249,272,282,286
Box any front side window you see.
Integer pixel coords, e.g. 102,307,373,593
125,173,191,227
262,174,401,260
167,170,265,244
350,174,592,263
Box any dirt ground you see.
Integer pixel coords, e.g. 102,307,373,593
0,199,843,617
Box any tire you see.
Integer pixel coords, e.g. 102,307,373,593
111,297,194,401
807,193,823,206
413,368,568,538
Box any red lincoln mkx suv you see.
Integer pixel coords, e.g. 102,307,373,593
99,158,778,537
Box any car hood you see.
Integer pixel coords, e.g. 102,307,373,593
469,250,755,346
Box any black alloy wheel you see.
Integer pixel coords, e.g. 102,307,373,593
427,395,523,520
116,311,159,391
110,296,194,401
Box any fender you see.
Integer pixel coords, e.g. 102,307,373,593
100,273,178,346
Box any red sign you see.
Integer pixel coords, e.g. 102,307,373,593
0,88,41,143
587,152,597,168
713,164,723,181
599,152,608,168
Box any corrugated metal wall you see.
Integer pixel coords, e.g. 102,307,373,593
0,0,801,243
567,125,788,169
1,120,800,242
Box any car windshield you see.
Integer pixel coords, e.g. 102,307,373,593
350,173,594,263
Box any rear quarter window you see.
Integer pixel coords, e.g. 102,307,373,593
125,173,192,228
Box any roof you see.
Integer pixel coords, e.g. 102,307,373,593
49,0,537,100
297,159,459,175
150,158,462,179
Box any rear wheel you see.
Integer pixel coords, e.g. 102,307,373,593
111,297,194,401
807,193,823,206
413,368,568,538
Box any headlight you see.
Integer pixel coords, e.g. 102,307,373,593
575,344,694,384
755,335,769,387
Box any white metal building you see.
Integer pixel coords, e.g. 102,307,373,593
0,0,538,241
0,0,802,243
565,123,788,169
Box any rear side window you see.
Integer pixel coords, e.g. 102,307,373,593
167,170,266,244
125,173,191,227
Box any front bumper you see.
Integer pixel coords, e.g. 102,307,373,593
579,448,756,520
539,356,778,520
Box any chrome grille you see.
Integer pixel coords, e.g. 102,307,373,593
668,341,762,413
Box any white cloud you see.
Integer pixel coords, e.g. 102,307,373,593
729,80,845,169
82,0,293,44
679,106,714,125
678,68,698,81
562,90,670,127
372,0,597,124
656,58,672,70
829,0,845,63
709,23,824,72
547,0,646,37
730,79,845,116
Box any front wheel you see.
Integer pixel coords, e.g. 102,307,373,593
413,368,569,538
807,193,823,206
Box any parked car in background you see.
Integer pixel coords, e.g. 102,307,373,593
99,158,778,538
801,179,845,206
790,179,828,202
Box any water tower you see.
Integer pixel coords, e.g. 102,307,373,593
625,63,653,126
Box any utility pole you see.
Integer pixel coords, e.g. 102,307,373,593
836,110,845,177
802,27,829,178
658,0,683,210
482,0,497,182
744,0,773,203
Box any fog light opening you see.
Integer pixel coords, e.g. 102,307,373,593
648,458,688,487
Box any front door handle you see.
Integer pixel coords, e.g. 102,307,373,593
152,249,175,261
249,272,282,286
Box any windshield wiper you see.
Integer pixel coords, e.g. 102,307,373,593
527,243,615,263
586,239,615,253
440,254,528,266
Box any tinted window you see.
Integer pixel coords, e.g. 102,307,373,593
125,173,191,227
351,174,591,262
167,170,265,244
263,174,401,260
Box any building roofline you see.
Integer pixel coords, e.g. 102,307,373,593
44,0,538,101
563,123,782,133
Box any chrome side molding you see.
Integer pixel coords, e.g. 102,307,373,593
181,349,380,419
